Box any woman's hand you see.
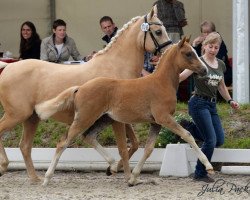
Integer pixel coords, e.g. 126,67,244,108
229,100,240,110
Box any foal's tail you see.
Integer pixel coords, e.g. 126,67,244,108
35,86,79,120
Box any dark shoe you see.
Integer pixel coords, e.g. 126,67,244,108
193,174,215,183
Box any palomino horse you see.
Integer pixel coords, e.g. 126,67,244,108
36,37,214,186
0,7,171,182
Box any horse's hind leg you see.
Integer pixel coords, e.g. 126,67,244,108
43,120,87,186
19,113,40,182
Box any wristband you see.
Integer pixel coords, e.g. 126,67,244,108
227,99,233,104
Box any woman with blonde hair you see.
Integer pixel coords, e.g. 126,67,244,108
179,32,239,182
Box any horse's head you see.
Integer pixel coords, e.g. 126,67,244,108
142,5,171,54
175,37,207,76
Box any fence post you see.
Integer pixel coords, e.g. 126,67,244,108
159,143,192,177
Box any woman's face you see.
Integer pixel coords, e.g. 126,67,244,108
203,42,220,58
201,25,213,38
21,24,32,40
53,26,66,40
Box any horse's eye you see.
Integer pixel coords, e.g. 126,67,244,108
186,52,193,58
155,30,162,36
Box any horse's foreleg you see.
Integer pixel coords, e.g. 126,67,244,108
0,141,8,175
19,113,40,183
0,114,23,175
112,122,131,181
128,124,161,186
158,115,214,174
116,124,139,172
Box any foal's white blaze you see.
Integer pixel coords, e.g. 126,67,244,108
191,46,208,73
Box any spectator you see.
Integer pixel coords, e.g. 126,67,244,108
100,16,118,44
142,52,160,76
19,21,41,59
84,16,118,62
40,19,83,63
154,0,187,43
192,21,232,86
179,32,240,183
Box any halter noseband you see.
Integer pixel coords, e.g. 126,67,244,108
143,15,172,54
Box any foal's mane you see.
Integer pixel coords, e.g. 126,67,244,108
94,16,141,57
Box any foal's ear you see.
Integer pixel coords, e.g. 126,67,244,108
178,36,186,48
186,35,191,43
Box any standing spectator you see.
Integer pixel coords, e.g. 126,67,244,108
19,21,41,59
40,19,83,63
100,16,118,44
179,32,240,183
154,0,187,43
192,21,232,86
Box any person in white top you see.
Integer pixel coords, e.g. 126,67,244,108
40,19,83,63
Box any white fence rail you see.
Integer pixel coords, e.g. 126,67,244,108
6,147,164,172
5,145,250,176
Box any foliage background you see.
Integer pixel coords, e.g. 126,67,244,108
1,103,249,148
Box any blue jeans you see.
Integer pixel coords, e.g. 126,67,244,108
187,95,224,177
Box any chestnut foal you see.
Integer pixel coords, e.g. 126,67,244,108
36,37,214,186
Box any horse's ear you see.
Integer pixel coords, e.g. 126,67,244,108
186,35,191,43
149,5,157,19
178,37,186,48
153,5,158,17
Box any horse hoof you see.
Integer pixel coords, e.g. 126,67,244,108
42,178,50,187
30,176,42,184
128,183,135,187
106,166,112,176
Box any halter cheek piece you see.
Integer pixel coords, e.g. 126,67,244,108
142,15,172,54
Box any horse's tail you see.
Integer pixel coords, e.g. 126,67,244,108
0,61,9,69
35,86,79,120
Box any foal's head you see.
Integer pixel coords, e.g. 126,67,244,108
142,5,171,53
173,37,207,76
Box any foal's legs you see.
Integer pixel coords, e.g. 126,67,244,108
158,115,214,173
19,113,40,182
111,122,131,180
128,123,161,186
83,115,139,176
43,121,85,186
114,124,139,173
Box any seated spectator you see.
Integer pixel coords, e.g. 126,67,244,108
83,16,118,62
100,16,118,44
19,21,41,59
192,21,232,86
40,19,83,63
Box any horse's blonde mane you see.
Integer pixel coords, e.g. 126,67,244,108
94,16,141,57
